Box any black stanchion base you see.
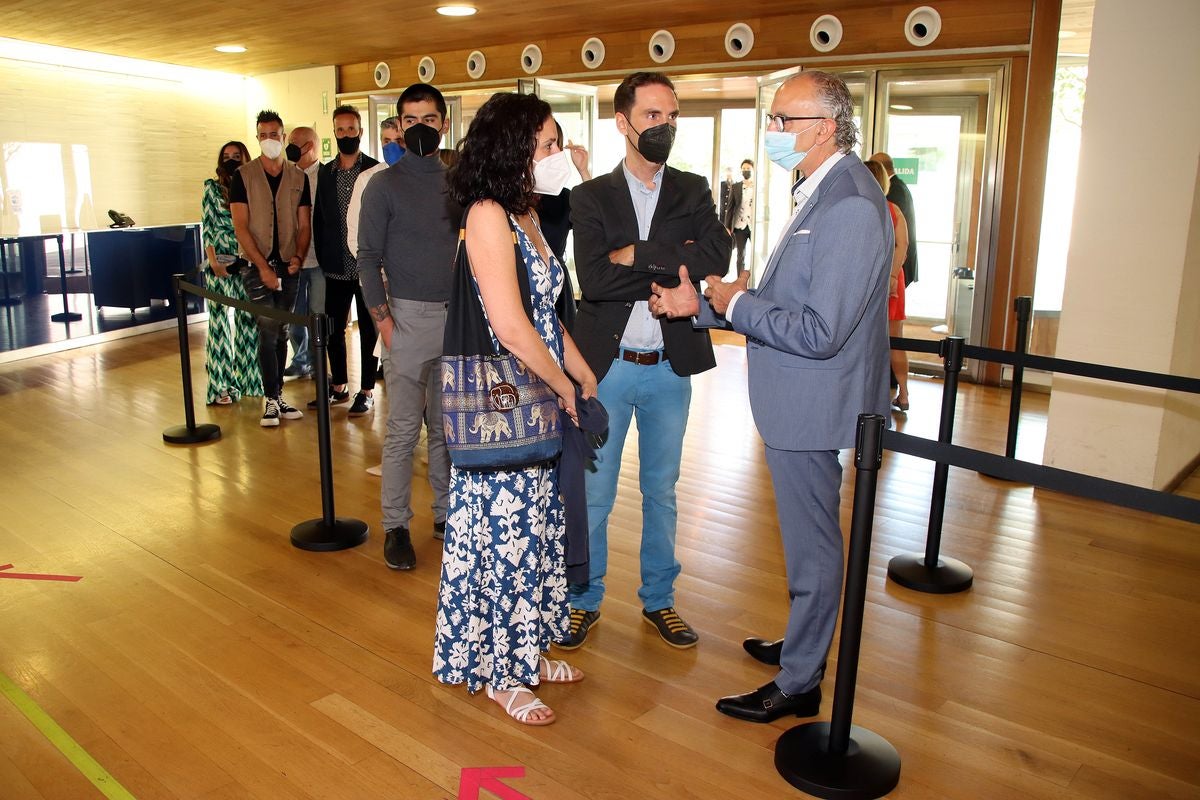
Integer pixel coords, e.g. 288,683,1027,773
162,423,222,444
291,518,369,552
51,311,83,322
775,722,901,799
887,553,973,594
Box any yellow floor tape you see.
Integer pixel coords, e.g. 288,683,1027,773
0,669,137,799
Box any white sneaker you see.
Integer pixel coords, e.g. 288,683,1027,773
277,397,304,420
261,397,280,427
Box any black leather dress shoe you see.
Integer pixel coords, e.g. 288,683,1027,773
742,637,783,665
716,681,821,723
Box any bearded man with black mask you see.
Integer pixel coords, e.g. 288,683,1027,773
558,71,731,652
357,83,462,571
310,105,380,416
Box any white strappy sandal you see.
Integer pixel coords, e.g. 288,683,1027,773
538,655,584,684
486,684,555,726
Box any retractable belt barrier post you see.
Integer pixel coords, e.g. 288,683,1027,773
165,274,368,551
290,311,369,552
887,336,974,594
50,234,82,323
775,414,901,800
1004,296,1033,462
163,274,221,444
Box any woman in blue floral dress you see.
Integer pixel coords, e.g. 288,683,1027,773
436,93,598,726
200,141,262,404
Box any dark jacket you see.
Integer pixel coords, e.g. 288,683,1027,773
722,180,750,231
570,163,732,382
313,152,379,276
886,175,918,285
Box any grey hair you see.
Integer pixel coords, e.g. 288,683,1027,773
380,115,400,132
804,71,858,153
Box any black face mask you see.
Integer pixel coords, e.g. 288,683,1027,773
742,169,752,179
336,135,360,156
285,143,302,162
627,121,676,164
221,158,241,175
403,123,442,157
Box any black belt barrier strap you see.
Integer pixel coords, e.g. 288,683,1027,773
890,336,1200,395
883,430,1200,525
179,277,308,328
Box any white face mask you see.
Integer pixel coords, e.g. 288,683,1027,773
259,138,284,159
532,149,572,196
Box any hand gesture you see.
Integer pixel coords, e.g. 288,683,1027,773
565,140,591,181
703,269,749,316
650,265,700,319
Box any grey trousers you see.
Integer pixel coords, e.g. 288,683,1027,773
764,446,844,695
381,297,450,530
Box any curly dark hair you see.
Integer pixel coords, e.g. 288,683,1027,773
214,140,252,207
449,92,552,216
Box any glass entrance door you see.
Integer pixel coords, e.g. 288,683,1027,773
872,67,1005,357
517,77,598,180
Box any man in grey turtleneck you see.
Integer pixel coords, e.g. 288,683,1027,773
357,83,461,572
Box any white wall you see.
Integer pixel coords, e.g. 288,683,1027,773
1043,0,1200,489
0,55,247,233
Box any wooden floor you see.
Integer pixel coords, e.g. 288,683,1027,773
1,326,1197,799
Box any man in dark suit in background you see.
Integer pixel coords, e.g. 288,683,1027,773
869,151,918,286
560,71,731,652
722,158,755,275
718,166,735,227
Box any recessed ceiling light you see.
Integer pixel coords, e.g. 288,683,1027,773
437,5,477,15
701,87,720,92
1058,30,1076,38
215,44,246,53
890,104,913,111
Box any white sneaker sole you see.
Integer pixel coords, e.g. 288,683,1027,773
261,418,280,427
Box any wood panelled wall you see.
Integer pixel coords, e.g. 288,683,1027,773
338,1,1035,91
338,0,1058,385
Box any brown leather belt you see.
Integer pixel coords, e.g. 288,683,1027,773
620,349,662,366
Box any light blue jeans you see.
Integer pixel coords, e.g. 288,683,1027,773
570,351,691,613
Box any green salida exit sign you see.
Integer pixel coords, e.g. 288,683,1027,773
893,157,919,185
321,137,332,159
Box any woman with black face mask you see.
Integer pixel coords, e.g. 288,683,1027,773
200,140,262,405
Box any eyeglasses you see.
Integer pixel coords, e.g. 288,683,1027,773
764,113,827,129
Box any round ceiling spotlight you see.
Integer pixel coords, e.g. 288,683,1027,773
724,23,755,59
581,37,606,69
905,6,943,47
521,44,542,75
648,29,675,64
809,15,843,53
417,56,436,82
466,50,487,80
436,5,477,16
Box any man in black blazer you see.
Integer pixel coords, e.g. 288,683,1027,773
722,159,755,274
560,72,731,652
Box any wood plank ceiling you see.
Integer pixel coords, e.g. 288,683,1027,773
0,0,893,75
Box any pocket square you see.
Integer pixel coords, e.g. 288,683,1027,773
792,229,811,237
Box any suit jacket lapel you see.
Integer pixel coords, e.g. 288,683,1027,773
757,185,821,290
648,167,683,240
607,163,641,241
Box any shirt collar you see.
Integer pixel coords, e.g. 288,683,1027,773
622,159,665,194
792,151,846,205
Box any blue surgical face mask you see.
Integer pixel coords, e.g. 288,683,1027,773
382,141,405,165
765,121,821,172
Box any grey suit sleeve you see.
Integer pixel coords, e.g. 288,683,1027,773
729,195,890,359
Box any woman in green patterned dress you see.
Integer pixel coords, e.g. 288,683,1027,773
201,141,263,403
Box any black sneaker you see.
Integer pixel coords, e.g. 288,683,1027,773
555,608,600,650
307,386,351,409
277,397,303,420
347,392,374,417
642,607,699,649
383,527,416,570
433,520,446,540
260,397,280,428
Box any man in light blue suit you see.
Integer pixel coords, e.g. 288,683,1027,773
650,71,892,722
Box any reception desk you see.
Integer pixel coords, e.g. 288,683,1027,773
87,224,201,313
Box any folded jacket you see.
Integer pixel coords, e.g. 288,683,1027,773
560,387,608,585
